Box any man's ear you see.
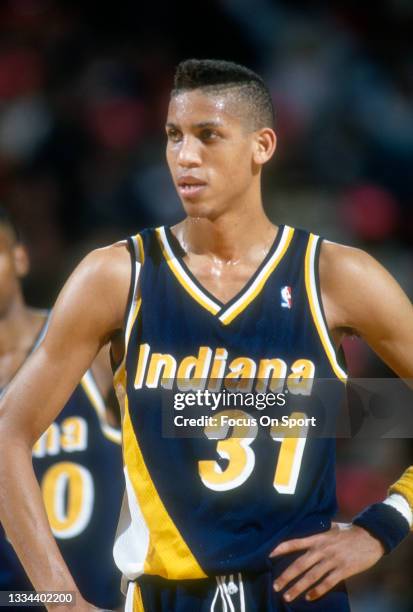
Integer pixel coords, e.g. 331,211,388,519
13,244,30,279
252,128,277,166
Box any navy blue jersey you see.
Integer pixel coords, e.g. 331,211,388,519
114,225,348,584
0,328,124,609
32,370,123,608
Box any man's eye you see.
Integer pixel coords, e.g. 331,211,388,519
167,129,181,142
201,129,217,141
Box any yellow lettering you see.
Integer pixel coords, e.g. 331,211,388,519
146,353,177,389
271,412,308,494
287,359,315,395
33,434,46,458
177,346,212,391
42,462,94,539
134,343,151,389
256,358,287,392
225,357,256,392
33,423,60,458
199,410,257,491
208,348,228,392
61,417,88,452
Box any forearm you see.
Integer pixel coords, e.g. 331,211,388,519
0,438,80,599
351,467,413,554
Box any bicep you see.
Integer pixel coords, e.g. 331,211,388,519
0,246,130,444
321,243,413,378
355,267,413,378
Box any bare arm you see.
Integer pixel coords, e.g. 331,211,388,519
0,243,130,609
320,241,413,378
272,242,413,602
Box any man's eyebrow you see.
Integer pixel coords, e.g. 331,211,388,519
165,121,224,129
193,121,223,129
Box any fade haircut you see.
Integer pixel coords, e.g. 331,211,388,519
172,59,275,130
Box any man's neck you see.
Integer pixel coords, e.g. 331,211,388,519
174,205,277,264
0,298,45,356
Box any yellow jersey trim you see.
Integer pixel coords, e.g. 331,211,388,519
127,234,144,347
113,361,126,396
133,583,145,612
80,371,121,445
113,233,143,393
389,467,413,531
156,226,221,315
304,234,347,381
123,397,207,579
156,225,294,325
136,233,145,264
219,226,295,325
113,295,142,423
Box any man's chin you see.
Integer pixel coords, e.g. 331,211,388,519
181,199,217,220
181,191,225,215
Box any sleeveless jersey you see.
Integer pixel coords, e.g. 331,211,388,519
0,322,124,610
113,225,348,582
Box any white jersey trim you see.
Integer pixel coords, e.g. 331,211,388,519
113,466,150,582
218,225,293,324
81,369,121,445
305,234,347,380
383,493,413,528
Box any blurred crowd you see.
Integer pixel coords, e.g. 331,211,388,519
0,0,412,609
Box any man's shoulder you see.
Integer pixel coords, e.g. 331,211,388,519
319,239,376,281
287,225,373,277
80,240,133,279
318,238,389,331
39,241,133,345
57,241,132,324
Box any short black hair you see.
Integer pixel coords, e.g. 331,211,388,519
0,207,20,242
172,59,275,130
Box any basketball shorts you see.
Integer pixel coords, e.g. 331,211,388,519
124,568,350,611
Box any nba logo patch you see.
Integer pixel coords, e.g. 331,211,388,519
281,286,292,309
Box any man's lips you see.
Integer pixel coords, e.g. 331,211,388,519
177,177,207,197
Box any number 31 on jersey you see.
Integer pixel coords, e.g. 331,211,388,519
198,410,308,494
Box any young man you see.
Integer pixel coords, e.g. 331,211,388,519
0,209,124,610
0,60,412,611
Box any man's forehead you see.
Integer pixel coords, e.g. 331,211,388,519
167,89,243,126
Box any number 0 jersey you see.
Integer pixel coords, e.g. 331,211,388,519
0,323,124,610
32,370,124,609
113,225,347,582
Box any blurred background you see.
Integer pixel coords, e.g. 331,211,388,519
0,0,412,609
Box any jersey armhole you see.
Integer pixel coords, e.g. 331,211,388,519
112,234,144,385
81,369,122,445
31,310,50,353
304,234,348,381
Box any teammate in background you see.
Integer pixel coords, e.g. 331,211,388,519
0,208,124,610
0,60,413,611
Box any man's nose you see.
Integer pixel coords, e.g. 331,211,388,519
177,136,202,167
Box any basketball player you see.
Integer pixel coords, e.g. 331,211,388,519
0,60,412,611
0,209,124,610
